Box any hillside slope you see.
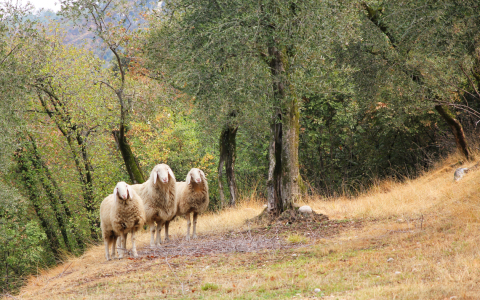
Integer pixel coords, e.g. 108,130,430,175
11,156,480,300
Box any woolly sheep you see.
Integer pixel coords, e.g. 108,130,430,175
165,168,209,240
131,164,176,247
100,182,146,261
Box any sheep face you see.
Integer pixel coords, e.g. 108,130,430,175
151,164,175,185
114,181,132,203
186,168,206,185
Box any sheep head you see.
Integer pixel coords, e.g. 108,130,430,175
114,181,132,203
151,163,175,185
186,168,206,185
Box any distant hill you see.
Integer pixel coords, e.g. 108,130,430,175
31,0,161,62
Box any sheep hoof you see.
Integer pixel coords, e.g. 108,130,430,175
133,253,139,258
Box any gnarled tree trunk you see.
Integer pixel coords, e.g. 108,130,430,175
218,111,239,208
435,105,473,161
266,44,301,216
112,124,145,184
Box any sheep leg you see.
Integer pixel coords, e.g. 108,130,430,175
122,232,128,257
104,238,110,261
186,213,191,241
116,235,121,248
155,221,164,246
111,236,117,260
131,229,138,258
149,224,156,247
192,212,198,239
164,221,170,242
118,233,127,259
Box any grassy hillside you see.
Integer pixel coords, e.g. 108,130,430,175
10,154,480,299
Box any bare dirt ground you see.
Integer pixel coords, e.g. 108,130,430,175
136,216,362,258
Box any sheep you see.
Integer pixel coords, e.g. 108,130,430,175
165,168,209,241
100,182,146,261
131,163,176,247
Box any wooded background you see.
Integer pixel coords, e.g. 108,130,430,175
1,0,480,293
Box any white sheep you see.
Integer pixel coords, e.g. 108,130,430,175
165,168,209,240
100,181,146,261
131,163,176,247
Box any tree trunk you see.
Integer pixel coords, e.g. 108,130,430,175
218,110,239,208
221,124,238,207
266,44,300,216
435,105,474,161
281,95,301,208
267,109,283,216
217,150,226,209
15,143,63,257
28,136,86,252
35,91,99,239
112,124,145,184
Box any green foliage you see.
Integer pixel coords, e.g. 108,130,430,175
300,92,445,195
0,182,50,293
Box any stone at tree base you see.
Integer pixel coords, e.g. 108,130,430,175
298,205,313,213
454,168,469,181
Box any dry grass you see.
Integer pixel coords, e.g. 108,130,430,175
10,154,480,300
305,155,480,222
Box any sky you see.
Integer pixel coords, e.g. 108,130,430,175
25,0,60,12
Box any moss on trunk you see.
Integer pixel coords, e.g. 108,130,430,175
112,124,145,184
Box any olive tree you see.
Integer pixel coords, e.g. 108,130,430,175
146,0,358,215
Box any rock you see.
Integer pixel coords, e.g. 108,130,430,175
299,205,313,213
314,288,321,293
387,258,394,262
454,168,469,181
394,271,401,275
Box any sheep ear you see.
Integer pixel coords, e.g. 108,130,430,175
113,187,118,203
153,172,157,184
200,170,206,181
127,185,132,199
186,172,191,184
168,168,175,181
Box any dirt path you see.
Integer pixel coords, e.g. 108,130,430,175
135,218,363,258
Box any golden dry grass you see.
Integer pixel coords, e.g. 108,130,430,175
10,154,480,300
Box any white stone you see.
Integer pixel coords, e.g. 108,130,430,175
299,205,313,213
387,258,394,262
454,168,469,181
314,288,321,293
